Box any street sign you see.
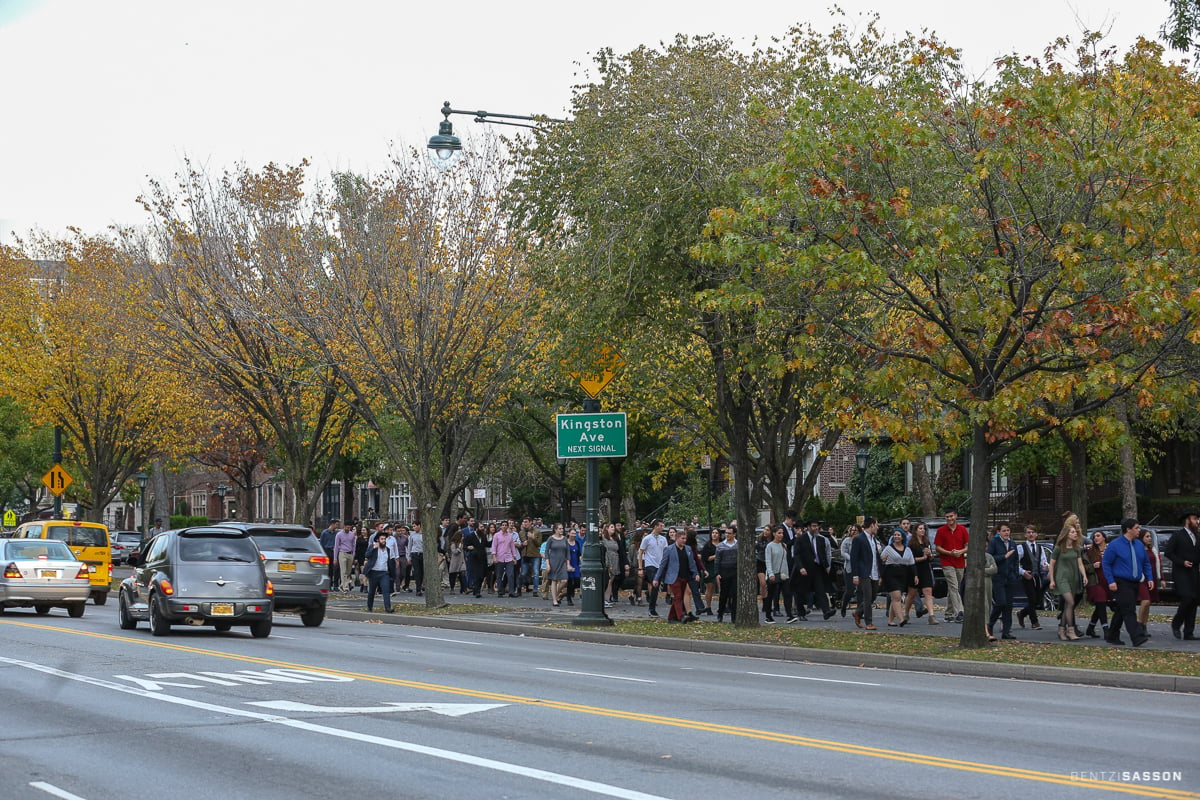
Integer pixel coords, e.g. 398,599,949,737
556,412,628,459
42,464,73,496
2,510,16,527
570,347,625,399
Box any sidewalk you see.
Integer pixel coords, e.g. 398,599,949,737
321,586,1200,693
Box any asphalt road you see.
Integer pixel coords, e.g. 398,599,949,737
1,602,1197,800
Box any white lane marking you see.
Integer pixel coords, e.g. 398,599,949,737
407,634,484,646
30,782,87,800
2,656,664,800
250,700,506,717
747,671,881,687
537,667,655,684
270,634,297,639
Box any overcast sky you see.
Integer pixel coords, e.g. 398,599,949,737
0,0,1163,242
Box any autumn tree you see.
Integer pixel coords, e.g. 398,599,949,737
267,148,540,607
513,30,864,626
135,161,359,526
708,36,1200,646
0,235,201,521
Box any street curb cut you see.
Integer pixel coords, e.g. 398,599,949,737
324,607,1200,694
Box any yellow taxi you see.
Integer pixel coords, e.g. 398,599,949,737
13,519,112,605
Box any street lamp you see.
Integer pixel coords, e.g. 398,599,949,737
135,471,148,537
557,457,568,526
855,446,869,516
427,101,564,168
216,483,228,521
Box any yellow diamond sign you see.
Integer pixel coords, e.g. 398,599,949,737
42,464,73,496
570,346,625,399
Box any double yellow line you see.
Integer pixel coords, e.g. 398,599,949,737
6,620,1196,800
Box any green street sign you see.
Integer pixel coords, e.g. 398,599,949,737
556,412,627,459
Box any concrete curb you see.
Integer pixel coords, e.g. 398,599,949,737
324,607,1200,694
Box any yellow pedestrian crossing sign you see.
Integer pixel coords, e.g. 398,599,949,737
42,464,73,496
2,510,15,526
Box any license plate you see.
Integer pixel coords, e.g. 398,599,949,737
211,603,234,616
40,570,57,578
278,562,296,571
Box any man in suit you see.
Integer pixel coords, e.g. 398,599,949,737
1015,525,1048,630
795,519,836,620
1166,510,1200,640
850,517,882,630
654,532,697,623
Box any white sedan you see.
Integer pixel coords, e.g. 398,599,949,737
0,538,92,617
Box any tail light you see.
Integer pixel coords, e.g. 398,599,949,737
266,580,274,597
75,565,90,580
309,555,329,566
159,579,175,596
3,563,20,579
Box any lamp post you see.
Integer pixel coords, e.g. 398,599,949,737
557,457,568,526
216,483,228,521
135,471,149,537
701,455,713,527
427,101,564,168
429,101,609,627
855,446,869,517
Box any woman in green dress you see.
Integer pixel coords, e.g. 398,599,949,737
1049,514,1088,641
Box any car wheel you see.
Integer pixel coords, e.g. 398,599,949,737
149,595,171,637
118,592,137,630
249,618,272,639
67,603,85,618
300,606,325,627
34,604,51,616
93,592,108,606
213,622,232,632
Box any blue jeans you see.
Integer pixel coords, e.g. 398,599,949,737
521,556,541,592
366,570,392,612
496,561,518,595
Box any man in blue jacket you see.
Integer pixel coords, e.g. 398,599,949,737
987,523,1021,640
654,532,697,623
1101,518,1154,647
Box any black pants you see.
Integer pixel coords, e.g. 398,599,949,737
1109,577,1146,643
644,565,660,611
801,570,832,617
1018,576,1043,625
989,578,1019,636
1173,594,1198,637
717,567,737,618
409,554,424,594
366,569,392,612
765,577,792,620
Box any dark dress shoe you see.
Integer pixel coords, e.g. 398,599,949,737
1183,634,1198,640
1002,634,1018,640
1172,625,1182,640
1105,637,1125,645
1132,635,1151,648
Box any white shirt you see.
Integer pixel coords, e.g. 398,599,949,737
640,533,666,569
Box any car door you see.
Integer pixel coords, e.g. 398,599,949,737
134,534,169,605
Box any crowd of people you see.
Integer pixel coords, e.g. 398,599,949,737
313,507,1200,645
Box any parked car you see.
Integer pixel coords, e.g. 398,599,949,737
0,538,92,617
119,527,274,637
210,522,329,627
110,530,143,565
1086,524,1179,600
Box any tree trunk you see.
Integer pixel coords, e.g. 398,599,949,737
1062,433,1089,532
959,424,991,648
1115,398,1138,520
913,455,937,517
732,449,760,627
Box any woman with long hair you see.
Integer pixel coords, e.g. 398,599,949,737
543,523,569,606
628,528,646,606
447,530,466,593
564,525,583,606
905,522,939,625
1083,530,1112,638
839,524,860,616
1049,514,1088,641
756,525,772,612
1137,527,1160,628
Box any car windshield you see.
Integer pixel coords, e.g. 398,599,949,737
249,532,320,553
6,540,75,560
178,536,258,562
44,525,107,547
